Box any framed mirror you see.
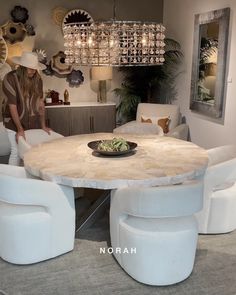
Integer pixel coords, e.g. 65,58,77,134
190,8,230,120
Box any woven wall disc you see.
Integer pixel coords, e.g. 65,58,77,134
52,7,68,26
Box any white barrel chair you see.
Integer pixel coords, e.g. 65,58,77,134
196,145,236,234
110,181,203,286
0,164,75,264
0,122,10,164
113,103,188,140
18,129,64,160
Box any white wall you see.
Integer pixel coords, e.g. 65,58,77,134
163,0,236,148
0,0,163,104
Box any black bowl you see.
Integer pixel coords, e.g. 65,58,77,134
87,140,137,156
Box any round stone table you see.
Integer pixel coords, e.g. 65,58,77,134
24,133,208,189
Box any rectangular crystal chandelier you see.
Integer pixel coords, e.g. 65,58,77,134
63,20,165,66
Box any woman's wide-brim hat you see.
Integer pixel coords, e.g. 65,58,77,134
11,51,46,70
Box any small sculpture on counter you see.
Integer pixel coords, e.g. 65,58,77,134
44,89,62,105
45,90,52,104
64,89,70,105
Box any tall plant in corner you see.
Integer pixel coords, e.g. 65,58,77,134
113,38,183,122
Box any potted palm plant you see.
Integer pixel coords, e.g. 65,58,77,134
113,38,183,123
198,37,218,102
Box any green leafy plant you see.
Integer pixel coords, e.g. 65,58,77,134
199,37,218,81
98,138,129,152
113,38,183,122
200,37,218,65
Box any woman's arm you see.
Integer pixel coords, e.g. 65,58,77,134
38,98,51,134
8,104,25,142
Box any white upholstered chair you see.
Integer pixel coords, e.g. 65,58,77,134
0,164,75,264
113,121,164,136
196,145,236,234
110,181,203,285
113,103,188,140
18,129,64,160
0,122,10,164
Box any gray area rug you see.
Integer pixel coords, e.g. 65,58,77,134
1,211,236,295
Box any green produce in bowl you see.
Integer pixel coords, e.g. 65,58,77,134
98,138,130,152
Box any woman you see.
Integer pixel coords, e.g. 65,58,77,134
2,51,51,165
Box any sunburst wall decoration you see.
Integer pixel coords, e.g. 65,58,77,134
62,9,93,28
0,37,8,66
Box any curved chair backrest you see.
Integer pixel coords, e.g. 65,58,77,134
0,166,75,264
0,163,29,178
18,129,64,159
196,145,236,233
207,145,236,166
111,181,203,218
113,121,164,135
136,103,180,131
0,163,40,179
0,122,10,156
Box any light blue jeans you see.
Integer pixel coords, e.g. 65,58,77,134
6,129,21,166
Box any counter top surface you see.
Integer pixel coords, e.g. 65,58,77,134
45,102,116,108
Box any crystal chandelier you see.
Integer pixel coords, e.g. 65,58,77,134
63,4,165,66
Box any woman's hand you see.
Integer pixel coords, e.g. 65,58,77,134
16,128,25,143
42,126,52,135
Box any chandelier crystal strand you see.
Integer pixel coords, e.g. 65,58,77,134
63,21,165,66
